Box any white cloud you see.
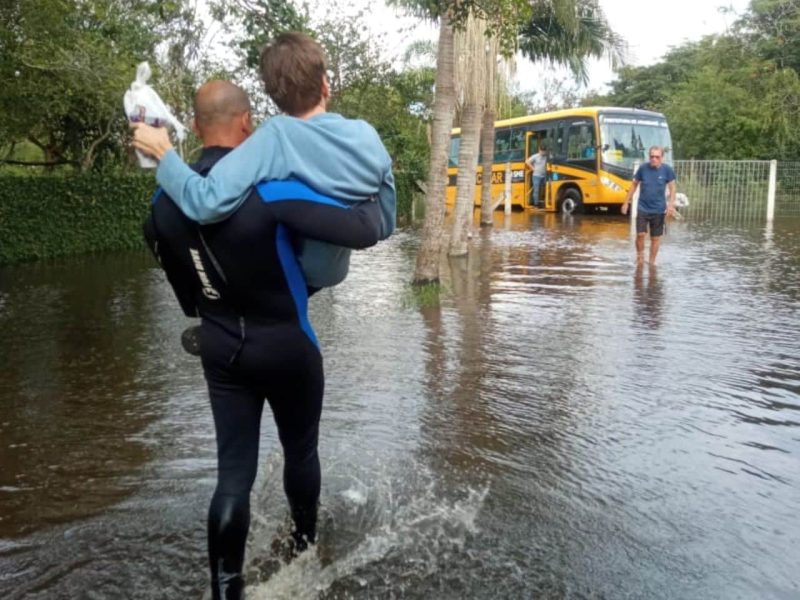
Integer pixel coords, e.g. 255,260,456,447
359,0,752,93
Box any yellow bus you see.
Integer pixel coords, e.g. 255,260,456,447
446,107,673,214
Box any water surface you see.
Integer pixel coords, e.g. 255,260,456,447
1,212,798,599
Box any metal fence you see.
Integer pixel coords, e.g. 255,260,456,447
774,161,800,218
672,160,800,221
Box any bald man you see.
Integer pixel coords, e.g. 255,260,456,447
144,81,382,600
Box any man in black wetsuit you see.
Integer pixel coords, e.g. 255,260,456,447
144,80,383,600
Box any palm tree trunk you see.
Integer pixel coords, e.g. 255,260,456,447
413,13,456,285
448,102,481,256
479,108,496,226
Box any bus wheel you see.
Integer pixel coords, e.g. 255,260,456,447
560,189,583,215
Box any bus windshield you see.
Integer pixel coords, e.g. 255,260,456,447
598,113,672,172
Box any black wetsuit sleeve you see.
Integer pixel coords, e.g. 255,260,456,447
143,212,199,318
268,199,382,249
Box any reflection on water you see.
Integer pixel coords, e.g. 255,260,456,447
633,263,664,330
1,215,799,599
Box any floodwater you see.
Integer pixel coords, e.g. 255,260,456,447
1,212,799,599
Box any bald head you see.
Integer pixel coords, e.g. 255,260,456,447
192,80,253,147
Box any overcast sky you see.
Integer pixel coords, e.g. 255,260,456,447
577,0,751,90
197,0,754,101
363,0,753,93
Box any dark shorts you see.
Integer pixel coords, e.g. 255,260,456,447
636,211,666,237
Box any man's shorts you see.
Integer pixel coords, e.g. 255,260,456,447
636,211,666,237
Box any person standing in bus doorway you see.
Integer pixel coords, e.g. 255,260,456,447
525,144,548,208
621,145,676,265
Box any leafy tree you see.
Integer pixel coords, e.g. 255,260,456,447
664,64,765,159
744,0,800,72
320,10,434,196
665,59,800,159
586,1,800,160
209,0,308,70
584,41,707,110
0,0,201,171
518,0,624,85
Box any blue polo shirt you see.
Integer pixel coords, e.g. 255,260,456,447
635,163,675,213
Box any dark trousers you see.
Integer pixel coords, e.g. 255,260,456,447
201,319,323,598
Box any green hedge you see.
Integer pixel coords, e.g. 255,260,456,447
0,174,155,264
394,170,416,225
0,172,418,265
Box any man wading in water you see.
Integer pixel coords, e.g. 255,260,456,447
621,145,676,265
136,33,395,599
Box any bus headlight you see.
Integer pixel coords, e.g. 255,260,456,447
600,176,623,192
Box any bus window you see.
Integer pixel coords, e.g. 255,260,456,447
449,136,460,168
507,127,527,162
539,121,565,159
494,128,511,162
564,118,597,170
598,113,673,172
530,126,551,155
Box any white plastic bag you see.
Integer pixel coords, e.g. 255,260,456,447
123,62,186,168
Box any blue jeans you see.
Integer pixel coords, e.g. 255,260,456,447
531,175,545,207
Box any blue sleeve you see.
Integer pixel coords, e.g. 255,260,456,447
269,199,382,249
634,165,643,182
666,165,676,182
155,124,284,224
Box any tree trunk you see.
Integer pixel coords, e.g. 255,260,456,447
413,14,456,285
448,102,481,256
81,119,114,172
479,108,496,226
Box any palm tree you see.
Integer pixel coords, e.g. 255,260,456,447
449,13,493,256
476,0,624,217
413,12,456,283
411,0,623,282
518,0,625,84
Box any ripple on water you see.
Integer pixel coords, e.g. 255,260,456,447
1,218,800,598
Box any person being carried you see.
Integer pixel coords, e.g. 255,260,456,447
525,144,548,208
132,31,395,289
621,146,676,265
144,80,384,600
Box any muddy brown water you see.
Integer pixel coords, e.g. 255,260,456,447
1,212,798,599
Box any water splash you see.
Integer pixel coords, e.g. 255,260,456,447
246,458,488,599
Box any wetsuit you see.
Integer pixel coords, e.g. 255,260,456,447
144,146,382,600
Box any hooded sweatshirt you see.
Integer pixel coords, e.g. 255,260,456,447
155,112,396,287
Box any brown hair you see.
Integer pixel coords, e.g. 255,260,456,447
259,32,327,116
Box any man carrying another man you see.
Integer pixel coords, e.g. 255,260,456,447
137,33,394,600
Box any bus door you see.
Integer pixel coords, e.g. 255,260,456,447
524,131,539,208
544,120,566,211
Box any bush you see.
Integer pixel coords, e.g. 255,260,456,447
0,174,155,264
394,170,418,225
0,171,417,265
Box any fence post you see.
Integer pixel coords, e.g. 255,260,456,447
504,163,512,215
631,160,640,236
767,159,777,222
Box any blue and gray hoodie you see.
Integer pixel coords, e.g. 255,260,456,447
155,112,396,288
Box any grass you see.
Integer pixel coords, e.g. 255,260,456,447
402,281,450,309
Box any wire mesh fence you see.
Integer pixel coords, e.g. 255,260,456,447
775,161,800,218
672,160,800,221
